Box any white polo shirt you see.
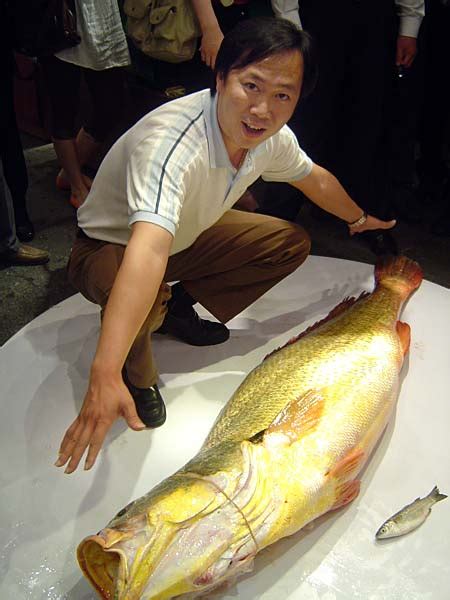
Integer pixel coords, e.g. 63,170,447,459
77,89,313,256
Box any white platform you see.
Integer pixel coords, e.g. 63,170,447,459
1,256,449,599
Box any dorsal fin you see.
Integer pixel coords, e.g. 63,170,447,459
263,291,370,361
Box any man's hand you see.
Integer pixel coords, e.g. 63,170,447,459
200,25,224,69
396,35,417,68
55,372,145,474
348,214,396,236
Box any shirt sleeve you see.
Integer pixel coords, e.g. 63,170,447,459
270,0,302,28
261,125,313,183
126,136,187,237
395,0,425,37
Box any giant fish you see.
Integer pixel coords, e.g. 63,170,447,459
77,255,423,599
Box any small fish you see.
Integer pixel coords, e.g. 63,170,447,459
376,486,447,539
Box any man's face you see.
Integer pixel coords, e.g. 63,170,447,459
216,50,303,163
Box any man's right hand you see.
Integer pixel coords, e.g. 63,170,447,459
55,371,146,474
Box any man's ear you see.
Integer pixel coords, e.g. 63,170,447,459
216,73,224,93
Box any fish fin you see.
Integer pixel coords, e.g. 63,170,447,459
375,256,423,293
429,485,448,503
262,390,325,446
396,321,411,356
332,479,361,510
326,447,365,480
264,293,369,361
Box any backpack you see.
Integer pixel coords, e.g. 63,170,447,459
124,0,201,63
7,0,81,58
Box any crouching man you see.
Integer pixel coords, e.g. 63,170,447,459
56,17,395,474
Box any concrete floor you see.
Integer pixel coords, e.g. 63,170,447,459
1,141,449,346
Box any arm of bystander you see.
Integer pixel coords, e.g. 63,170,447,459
191,0,224,68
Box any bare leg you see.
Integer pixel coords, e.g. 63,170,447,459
53,137,92,208
56,128,101,196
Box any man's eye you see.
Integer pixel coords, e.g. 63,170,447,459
277,93,290,101
244,82,258,91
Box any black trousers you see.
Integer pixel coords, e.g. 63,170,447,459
296,0,397,216
258,0,397,221
40,56,126,141
0,49,29,225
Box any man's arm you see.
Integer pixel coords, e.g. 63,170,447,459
55,221,173,474
395,0,425,67
271,0,302,27
290,163,396,234
190,0,223,68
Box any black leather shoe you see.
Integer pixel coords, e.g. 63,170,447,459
123,374,166,428
156,307,230,346
359,230,399,257
16,220,35,242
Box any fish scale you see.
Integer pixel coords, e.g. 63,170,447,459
78,256,423,600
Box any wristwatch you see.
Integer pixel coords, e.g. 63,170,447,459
347,212,368,228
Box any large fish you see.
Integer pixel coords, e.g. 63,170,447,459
78,256,422,599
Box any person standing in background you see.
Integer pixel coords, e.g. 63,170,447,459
40,0,130,209
0,0,38,243
0,163,49,266
257,0,424,256
192,0,302,69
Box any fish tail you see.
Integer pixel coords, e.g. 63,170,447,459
375,256,423,294
429,485,448,503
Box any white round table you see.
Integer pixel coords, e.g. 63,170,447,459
1,256,449,599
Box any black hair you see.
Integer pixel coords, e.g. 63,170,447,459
211,17,317,99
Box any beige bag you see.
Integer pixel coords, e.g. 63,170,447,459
124,0,201,63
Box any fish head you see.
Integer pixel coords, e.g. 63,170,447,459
78,444,269,599
375,519,400,540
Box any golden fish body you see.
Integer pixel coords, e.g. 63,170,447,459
78,256,422,599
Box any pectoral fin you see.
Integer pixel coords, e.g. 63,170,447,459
259,390,325,447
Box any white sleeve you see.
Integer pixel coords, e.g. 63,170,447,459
261,125,313,183
126,138,186,236
270,0,302,28
395,0,425,37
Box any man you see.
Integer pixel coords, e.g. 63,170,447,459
55,18,395,474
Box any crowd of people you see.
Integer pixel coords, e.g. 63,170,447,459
0,1,447,470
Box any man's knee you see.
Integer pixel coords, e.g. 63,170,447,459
274,220,311,267
68,240,124,307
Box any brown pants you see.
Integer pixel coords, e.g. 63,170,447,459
68,209,310,387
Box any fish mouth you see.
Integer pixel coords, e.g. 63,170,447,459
78,532,123,599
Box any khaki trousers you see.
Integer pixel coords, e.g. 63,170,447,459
68,209,310,387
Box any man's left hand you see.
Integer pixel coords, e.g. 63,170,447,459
349,215,396,236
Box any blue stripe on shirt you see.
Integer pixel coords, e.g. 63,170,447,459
155,110,204,213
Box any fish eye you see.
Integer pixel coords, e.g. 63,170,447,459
116,500,134,518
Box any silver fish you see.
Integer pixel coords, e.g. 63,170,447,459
376,486,447,539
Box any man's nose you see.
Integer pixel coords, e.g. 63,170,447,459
249,98,271,119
